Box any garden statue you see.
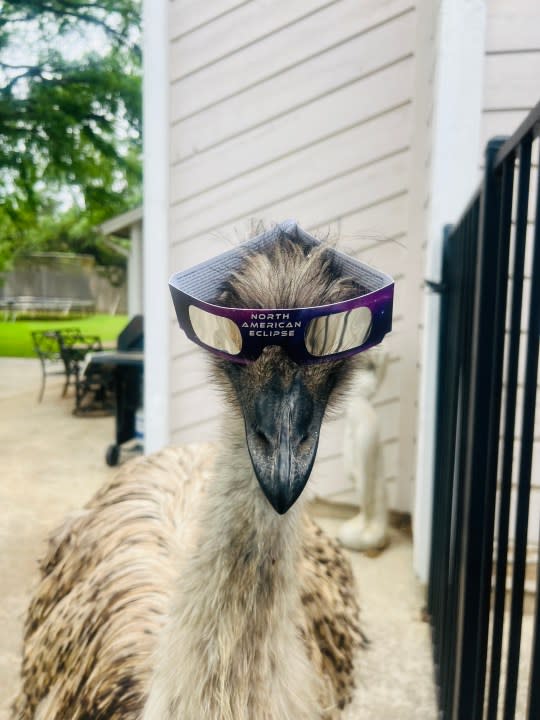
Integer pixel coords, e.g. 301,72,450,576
338,350,389,553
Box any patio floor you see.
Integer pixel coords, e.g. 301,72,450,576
0,357,438,719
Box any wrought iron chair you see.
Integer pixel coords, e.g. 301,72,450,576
58,333,117,416
55,328,94,395
31,328,80,402
57,329,102,379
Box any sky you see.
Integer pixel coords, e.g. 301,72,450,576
2,18,111,93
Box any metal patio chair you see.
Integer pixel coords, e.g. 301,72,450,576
58,333,117,416
31,328,80,402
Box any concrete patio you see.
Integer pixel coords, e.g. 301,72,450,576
0,357,437,719
0,359,117,717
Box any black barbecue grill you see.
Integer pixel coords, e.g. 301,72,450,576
84,315,144,466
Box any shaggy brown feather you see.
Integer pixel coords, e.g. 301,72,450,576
14,228,367,719
217,234,364,311
13,445,363,719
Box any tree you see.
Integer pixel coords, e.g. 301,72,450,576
0,0,141,270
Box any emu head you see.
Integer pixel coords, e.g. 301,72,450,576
212,232,365,514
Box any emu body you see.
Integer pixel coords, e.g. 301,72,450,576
14,233,367,719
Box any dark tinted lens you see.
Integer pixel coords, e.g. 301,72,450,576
189,305,242,355
305,307,372,357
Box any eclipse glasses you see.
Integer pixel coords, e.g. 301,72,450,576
169,221,394,364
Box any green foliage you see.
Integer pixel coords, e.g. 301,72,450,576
0,0,142,272
0,201,131,283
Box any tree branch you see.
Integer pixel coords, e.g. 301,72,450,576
0,14,37,27
2,67,45,93
0,62,35,70
37,1,132,47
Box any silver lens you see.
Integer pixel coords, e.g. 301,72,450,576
189,305,242,355
305,306,372,357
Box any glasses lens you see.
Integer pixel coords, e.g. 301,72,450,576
305,306,372,357
188,305,242,355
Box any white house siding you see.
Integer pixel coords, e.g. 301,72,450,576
166,0,418,511
480,0,540,560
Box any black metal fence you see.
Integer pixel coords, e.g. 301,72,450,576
428,101,540,719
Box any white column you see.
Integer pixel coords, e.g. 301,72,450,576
142,0,170,453
413,0,486,583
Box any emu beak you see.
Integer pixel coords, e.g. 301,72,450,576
244,372,324,514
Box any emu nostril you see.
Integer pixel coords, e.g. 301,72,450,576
255,429,270,445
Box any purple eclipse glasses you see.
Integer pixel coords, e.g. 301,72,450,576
169,221,394,364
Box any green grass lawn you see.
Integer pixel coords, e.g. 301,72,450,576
0,315,128,358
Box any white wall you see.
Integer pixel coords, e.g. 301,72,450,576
481,0,540,148
167,0,419,511
149,0,540,568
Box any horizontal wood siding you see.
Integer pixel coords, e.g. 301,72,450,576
171,109,412,240
168,0,417,509
170,151,411,259
168,0,249,40
169,0,335,78
402,0,440,529
485,0,540,53
481,0,540,555
481,0,540,151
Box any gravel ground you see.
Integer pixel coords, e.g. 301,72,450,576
316,516,438,719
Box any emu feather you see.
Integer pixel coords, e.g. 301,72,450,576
14,232,367,719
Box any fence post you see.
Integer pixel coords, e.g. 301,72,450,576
426,226,452,697
426,225,451,610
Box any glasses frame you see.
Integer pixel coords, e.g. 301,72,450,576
169,221,394,365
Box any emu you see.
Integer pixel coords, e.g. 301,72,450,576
13,224,392,720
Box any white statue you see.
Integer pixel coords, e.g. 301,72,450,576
338,350,389,553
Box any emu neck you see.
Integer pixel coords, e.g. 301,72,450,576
144,417,319,720
198,420,301,573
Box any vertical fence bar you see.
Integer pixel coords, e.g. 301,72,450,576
486,139,529,720
452,138,507,720
504,141,540,720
